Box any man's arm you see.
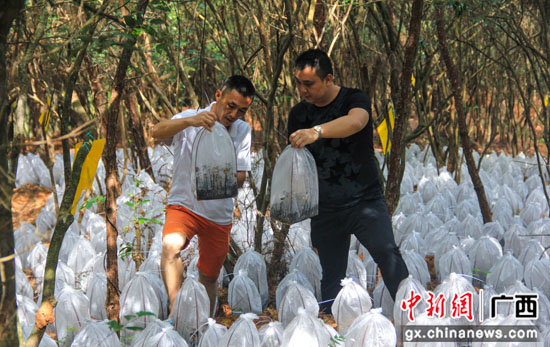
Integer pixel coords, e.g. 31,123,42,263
289,107,370,148
151,111,217,140
237,171,247,188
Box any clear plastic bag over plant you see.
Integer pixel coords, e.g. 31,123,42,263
131,318,172,347
278,281,319,328
486,251,523,293
332,278,373,335
119,272,162,342
436,245,472,283
401,249,430,288
191,122,238,200
281,308,328,347
259,321,284,347
228,270,262,314
218,313,261,347
289,248,322,301
344,308,396,347
393,275,428,342
87,272,107,320
276,269,314,311
234,249,269,309
346,250,368,289
524,258,550,299
434,273,479,325
270,145,318,224
70,319,121,347
172,275,210,344
198,318,228,347
141,325,190,347
373,279,394,319
55,286,91,346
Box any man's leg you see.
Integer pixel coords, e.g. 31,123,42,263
198,270,218,317
161,232,187,313
310,210,350,314
350,198,409,300
196,219,231,317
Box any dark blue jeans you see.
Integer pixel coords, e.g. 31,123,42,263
311,197,409,314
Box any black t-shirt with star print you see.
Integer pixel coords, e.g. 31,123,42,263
288,87,383,212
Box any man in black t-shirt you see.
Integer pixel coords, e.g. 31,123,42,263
288,49,409,314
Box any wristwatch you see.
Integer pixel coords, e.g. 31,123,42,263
313,125,323,140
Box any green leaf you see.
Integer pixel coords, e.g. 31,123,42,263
136,311,156,317
125,201,135,207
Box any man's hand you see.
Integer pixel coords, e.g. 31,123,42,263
189,111,217,131
289,128,319,148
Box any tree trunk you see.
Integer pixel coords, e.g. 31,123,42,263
125,91,155,181
383,0,424,216
435,4,492,223
101,0,150,322
23,134,93,347
0,1,24,344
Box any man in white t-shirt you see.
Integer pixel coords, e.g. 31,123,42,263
152,75,255,316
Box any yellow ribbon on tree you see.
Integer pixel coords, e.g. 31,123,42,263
545,95,549,108
377,106,395,155
39,98,52,131
71,138,105,215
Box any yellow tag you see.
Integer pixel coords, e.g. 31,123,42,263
38,98,52,131
411,74,416,87
545,95,549,108
377,106,395,154
71,139,106,215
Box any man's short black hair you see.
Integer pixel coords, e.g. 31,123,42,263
222,75,256,98
295,49,333,79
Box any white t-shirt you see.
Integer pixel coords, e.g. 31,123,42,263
167,103,251,225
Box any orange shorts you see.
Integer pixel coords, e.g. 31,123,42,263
162,204,231,279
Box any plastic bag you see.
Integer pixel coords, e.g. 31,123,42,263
218,313,261,347
346,250,368,289
281,308,328,347
289,248,322,300
362,250,378,289
401,249,430,287
228,270,262,314
172,275,210,344
198,318,228,347
400,231,427,257
17,294,38,335
131,318,172,347
234,249,269,308
55,286,91,346
331,278,372,335
16,267,34,299
258,321,284,347
55,261,76,296
87,272,107,320
434,273,478,325
467,235,502,285
276,269,314,311
519,239,549,267
524,258,550,299
191,122,238,200
393,275,428,341
278,281,319,328
141,325,190,346
70,319,121,346
373,279,394,319
486,251,523,293
119,272,162,342
270,145,318,224
345,308,396,347
503,223,528,257
436,245,471,283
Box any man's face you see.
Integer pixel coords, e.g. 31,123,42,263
295,66,332,106
214,88,253,127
